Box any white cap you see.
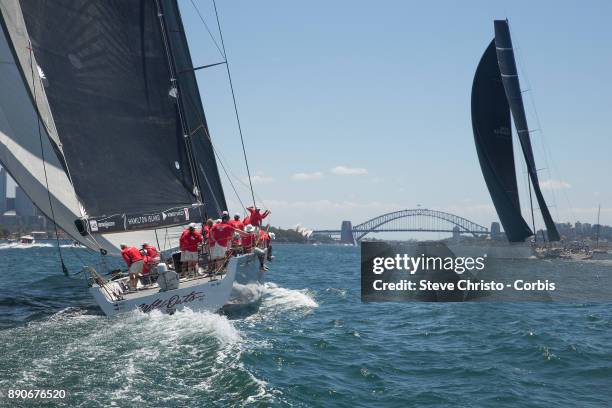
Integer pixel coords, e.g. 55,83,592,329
188,223,197,229
234,212,241,217
215,219,221,224
245,225,255,232
222,210,229,216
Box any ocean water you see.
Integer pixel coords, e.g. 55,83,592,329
0,241,611,407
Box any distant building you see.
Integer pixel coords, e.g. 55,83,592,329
452,225,461,241
0,168,6,215
15,186,36,217
490,222,502,240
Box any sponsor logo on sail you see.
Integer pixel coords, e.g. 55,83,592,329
494,127,511,136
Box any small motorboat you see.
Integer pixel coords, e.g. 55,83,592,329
18,235,35,245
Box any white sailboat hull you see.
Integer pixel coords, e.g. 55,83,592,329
90,256,239,317
227,251,267,306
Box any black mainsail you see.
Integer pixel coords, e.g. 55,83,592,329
19,0,198,217
0,1,229,251
471,40,533,242
493,20,560,241
471,20,560,242
161,0,227,219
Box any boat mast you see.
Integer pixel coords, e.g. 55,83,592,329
155,0,205,217
527,169,537,243
596,203,601,249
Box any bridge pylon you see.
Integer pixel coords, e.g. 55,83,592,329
340,221,355,245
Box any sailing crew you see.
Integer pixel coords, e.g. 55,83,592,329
243,206,270,227
229,213,244,231
141,243,160,278
210,213,233,270
229,213,244,247
242,225,256,253
179,223,202,275
120,243,144,292
203,218,214,240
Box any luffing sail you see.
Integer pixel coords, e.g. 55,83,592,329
471,40,533,242
471,19,560,242
0,0,228,254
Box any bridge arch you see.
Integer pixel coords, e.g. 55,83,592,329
351,208,489,241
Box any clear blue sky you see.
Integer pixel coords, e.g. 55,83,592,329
4,0,611,233
179,0,611,230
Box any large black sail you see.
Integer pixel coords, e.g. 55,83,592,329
472,40,533,242
494,20,560,241
19,0,198,221
161,0,227,219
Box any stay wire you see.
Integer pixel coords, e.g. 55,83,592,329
212,0,257,209
27,43,68,276
189,0,225,59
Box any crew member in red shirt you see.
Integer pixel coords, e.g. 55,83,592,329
229,213,244,246
241,225,256,253
202,218,214,240
210,213,233,269
243,206,270,227
179,223,202,275
141,243,160,276
120,243,144,292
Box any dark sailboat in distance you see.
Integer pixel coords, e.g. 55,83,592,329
471,19,560,243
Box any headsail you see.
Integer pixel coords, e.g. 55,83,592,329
471,40,533,242
0,1,112,249
493,20,560,241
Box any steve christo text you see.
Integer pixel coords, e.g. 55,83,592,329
370,254,556,293
372,279,556,292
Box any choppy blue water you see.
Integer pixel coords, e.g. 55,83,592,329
0,241,611,407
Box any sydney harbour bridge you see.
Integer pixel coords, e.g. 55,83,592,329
311,208,495,244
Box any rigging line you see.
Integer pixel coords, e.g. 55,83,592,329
510,24,574,224
189,0,225,59
201,122,268,210
27,43,68,276
197,123,247,210
212,0,257,209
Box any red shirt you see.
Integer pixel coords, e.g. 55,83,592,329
121,246,143,267
202,225,211,239
229,219,244,231
179,229,202,252
210,222,233,247
259,230,270,247
229,219,244,245
243,207,269,227
241,232,255,250
143,245,159,259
